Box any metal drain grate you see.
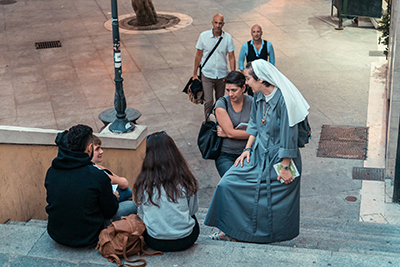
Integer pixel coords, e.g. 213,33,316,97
353,167,385,181
316,125,368,159
0,0,17,5
35,41,62,50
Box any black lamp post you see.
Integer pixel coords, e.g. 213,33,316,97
108,0,135,133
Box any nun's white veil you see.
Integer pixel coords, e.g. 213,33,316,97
251,59,310,127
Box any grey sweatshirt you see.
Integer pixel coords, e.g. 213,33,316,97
139,186,198,239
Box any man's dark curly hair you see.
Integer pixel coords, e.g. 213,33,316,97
67,124,94,152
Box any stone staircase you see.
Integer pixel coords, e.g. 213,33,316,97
197,207,400,254
0,208,399,266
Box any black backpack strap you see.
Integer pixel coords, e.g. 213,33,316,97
220,96,228,112
212,96,229,123
205,103,217,121
264,39,269,56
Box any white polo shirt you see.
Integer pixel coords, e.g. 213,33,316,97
196,29,235,79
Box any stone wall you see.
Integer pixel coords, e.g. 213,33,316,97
0,125,147,223
386,0,400,193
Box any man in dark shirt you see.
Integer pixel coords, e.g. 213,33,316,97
45,124,119,247
238,24,275,96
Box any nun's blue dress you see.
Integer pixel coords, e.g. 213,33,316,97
204,89,301,243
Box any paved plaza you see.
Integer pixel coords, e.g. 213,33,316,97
0,0,381,212
1,0,400,265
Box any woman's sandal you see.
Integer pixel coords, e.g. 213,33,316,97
209,232,235,241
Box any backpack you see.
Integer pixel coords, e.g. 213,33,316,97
297,116,312,148
96,214,162,267
272,95,312,148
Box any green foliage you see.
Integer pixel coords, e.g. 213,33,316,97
378,6,390,56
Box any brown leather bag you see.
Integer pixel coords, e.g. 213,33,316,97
96,214,162,267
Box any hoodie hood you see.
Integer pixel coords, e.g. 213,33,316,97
51,131,93,170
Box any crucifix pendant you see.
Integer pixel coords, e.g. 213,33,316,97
262,119,265,124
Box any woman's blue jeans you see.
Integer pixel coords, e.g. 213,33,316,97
215,152,241,177
117,187,132,202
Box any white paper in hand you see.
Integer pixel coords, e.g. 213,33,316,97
273,159,300,183
111,184,118,192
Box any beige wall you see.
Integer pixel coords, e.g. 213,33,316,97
0,125,147,223
0,144,56,223
0,142,146,223
98,142,146,189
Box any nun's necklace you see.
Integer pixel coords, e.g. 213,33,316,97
262,103,270,124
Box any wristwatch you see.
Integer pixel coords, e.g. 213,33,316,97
282,165,290,171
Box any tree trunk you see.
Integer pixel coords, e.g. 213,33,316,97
131,0,158,26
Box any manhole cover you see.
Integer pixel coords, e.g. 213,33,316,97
120,14,180,31
352,167,384,181
0,0,17,4
35,40,62,50
345,196,357,202
317,125,368,159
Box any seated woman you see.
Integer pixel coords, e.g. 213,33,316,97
214,71,253,177
205,59,310,243
134,131,199,252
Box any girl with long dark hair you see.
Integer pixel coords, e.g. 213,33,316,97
134,131,199,252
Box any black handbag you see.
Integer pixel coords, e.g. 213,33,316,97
183,78,203,104
183,37,224,104
197,98,227,159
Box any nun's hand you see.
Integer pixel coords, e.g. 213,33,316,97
277,169,294,184
235,150,250,168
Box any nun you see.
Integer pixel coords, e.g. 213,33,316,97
205,59,310,243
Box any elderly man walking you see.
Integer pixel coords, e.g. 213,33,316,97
193,14,235,117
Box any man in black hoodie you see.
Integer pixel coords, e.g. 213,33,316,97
45,124,119,247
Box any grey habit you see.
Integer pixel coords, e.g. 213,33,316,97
204,89,301,243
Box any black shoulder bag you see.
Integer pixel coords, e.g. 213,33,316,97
275,98,312,148
297,116,312,147
183,37,224,104
197,97,228,159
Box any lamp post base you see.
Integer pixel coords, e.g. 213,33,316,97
99,107,141,133
99,107,141,125
109,118,135,133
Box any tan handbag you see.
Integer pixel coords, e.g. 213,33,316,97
96,214,162,267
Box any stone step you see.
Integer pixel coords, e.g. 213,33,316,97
0,225,399,267
5,208,400,259
5,219,47,228
1,216,400,266
197,208,400,235
196,208,400,255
